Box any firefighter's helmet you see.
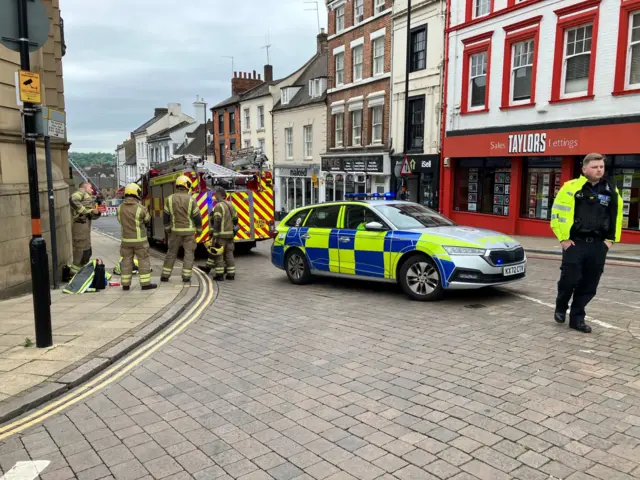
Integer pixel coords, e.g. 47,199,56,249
124,183,142,199
176,175,192,191
204,238,224,256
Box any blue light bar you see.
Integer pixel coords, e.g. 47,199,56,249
344,192,396,200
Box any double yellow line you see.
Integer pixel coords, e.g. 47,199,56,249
0,269,215,441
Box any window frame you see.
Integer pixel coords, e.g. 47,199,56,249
335,53,345,86
354,0,364,25
303,125,313,158
614,0,640,96
465,0,494,22
303,204,342,229
460,31,493,115
336,5,345,33
285,127,293,159
343,204,389,230
372,36,385,76
501,16,541,110
218,113,224,135
229,111,236,134
550,0,601,104
243,108,250,130
258,105,265,129
374,0,386,15
351,109,363,146
409,25,427,73
370,105,383,144
407,95,425,152
352,45,364,82
334,113,344,147
244,140,251,148
258,139,265,152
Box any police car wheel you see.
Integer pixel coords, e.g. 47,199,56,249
399,255,443,301
285,249,311,285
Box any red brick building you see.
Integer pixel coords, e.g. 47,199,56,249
320,0,394,199
212,68,272,165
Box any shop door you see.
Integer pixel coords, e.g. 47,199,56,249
407,177,419,202
421,173,437,209
338,205,388,278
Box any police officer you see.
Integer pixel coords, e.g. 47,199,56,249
69,182,101,275
551,153,623,333
161,175,203,283
209,186,238,281
117,184,156,291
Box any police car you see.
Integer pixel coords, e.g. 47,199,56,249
271,193,526,301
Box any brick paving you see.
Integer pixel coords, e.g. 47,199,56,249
1,231,640,479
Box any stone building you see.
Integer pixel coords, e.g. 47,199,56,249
0,0,69,298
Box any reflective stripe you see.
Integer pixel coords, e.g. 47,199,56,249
566,191,574,197
557,218,567,223
135,206,143,240
553,204,571,212
168,196,175,230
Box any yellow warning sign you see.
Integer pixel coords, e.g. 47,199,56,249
18,70,41,103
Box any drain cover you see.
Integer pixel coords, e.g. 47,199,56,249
465,304,486,309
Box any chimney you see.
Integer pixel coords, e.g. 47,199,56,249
154,107,168,117
317,28,328,54
264,65,273,82
231,68,265,95
193,96,206,125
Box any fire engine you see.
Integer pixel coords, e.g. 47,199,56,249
140,151,275,251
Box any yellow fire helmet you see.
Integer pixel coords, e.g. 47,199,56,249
124,183,142,199
175,175,192,191
204,238,224,256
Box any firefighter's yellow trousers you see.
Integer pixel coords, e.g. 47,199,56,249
120,243,152,287
205,238,235,277
70,221,92,273
162,233,197,280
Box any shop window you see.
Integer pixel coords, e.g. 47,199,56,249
551,1,600,103
454,158,511,216
520,157,563,220
305,205,341,228
461,32,493,114
611,155,640,230
613,2,640,95
501,17,541,109
335,174,345,201
326,174,335,201
344,205,387,229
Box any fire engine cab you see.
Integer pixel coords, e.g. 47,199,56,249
140,152,275,251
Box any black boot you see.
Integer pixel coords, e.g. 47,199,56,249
122,285,130,291
160,277,169,282
569,320,592,333
198,265,211,274
554,312,566,323
226,274,235,281
214,275,225,281
182,277,191,283
141,284,158,290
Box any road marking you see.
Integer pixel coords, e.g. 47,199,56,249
0,461,50,480
0,269,215,441
510,292,621,330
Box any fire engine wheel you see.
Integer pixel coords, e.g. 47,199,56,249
285,249,311,285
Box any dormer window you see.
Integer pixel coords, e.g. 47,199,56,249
281,89,291,105
309,78,327,98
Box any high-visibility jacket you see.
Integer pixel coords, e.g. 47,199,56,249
117,198,151,245
163,191,203,236
551,175,623,243
212,199,237,239
70,189,99,223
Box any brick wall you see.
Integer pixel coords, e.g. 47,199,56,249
212,106,241,165
231,71,262,96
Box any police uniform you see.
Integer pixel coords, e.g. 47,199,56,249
551,175,623,332
69,187,100,274
117,184,156,290
161,176,203,282
209,197,238,280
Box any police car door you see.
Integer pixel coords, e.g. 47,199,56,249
301,205,341,273
338,205,388,278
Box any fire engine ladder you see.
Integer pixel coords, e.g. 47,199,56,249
69,156,104,198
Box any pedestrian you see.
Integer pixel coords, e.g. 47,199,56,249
117,184,156,291
550,153,623,333
161,175,203,283
69,182,101,275
203,186,238,281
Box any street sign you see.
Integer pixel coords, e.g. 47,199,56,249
399,156,412,176
44,107,66,139
18,70,41,103
0,0,50,53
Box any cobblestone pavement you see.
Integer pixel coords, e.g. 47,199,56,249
1,223,640,480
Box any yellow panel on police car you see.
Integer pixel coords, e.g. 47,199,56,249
354,232,385,252
384,252,395,279
329,249,340,273
337,249,355,275
304,228,330,248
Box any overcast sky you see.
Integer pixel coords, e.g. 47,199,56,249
62,0,328,153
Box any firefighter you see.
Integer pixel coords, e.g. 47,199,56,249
207,186,238,281
161,175,203,283
551,153,623,333
117,184,156,291
69,182,101,275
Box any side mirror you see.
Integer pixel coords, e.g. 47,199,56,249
365,221,386,231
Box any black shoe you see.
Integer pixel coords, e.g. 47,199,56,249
226,274,235,281
160,277,170,282
122,285,130,291
554,312,566,323
198,265,211,274
182,277,191,283
570,322,592,333
141,284,158,290
214,275,225,281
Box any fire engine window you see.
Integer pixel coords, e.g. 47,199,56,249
304,205,341,229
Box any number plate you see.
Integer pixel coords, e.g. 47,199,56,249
503,264,525,276
255,219,266,228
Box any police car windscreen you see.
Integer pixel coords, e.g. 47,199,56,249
374,204,455,229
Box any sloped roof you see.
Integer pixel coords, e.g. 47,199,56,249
273,52,328,111
133,113,165,134
174,121,212,156
212,94,241,109
147,121,192,141
125,154,137,166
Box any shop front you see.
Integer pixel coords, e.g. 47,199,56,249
320,153,391,202
274,165,320,219
390,154,440,210
441,121,640,244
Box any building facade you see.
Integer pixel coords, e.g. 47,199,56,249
321,0,394,199
115,137,135,187
441,0,640,243
212,70,265,166
390,0,445,208
0,0,71,297
272,33,329,217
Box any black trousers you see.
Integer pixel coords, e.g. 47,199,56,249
555,237,608,324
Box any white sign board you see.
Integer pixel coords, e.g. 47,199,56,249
47,119,65,139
